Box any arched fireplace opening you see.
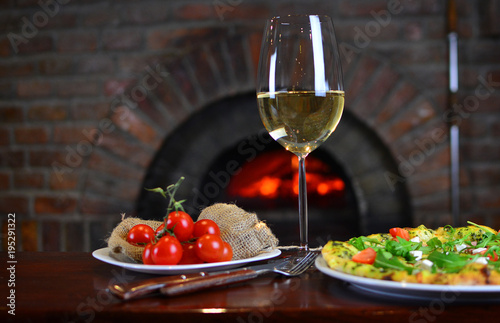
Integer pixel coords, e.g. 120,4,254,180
136,92,412,247
224,148,349,210
198,139,362,246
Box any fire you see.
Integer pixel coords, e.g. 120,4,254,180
317,182,329,195
291,173,345,196
227,150,346,203
259,176,281,197
317,178,345,195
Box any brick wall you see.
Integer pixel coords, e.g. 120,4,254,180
1,0,499,251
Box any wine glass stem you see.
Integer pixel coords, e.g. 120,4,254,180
298,155,309,250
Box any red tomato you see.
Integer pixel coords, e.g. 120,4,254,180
142,242,155,265
156,223,165,234
352,247,376,265
167,211,194,242
389,227,410,241
480,248,499,262
126,224,155,246
195,234,224,263
178,242,204,265
490,252,499,262
151,235,183,265
217,241,233,262
155,222,166,236
193,219,220,238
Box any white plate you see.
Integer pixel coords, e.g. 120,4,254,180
316,255,500,301
92,247,281,275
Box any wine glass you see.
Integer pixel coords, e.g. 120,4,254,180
256,15,345,250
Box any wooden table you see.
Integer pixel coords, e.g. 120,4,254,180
2,251,499,323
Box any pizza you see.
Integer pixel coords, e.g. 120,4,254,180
321,222,500,285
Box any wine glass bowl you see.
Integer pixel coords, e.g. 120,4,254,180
257,90,344,156
256,15,344,250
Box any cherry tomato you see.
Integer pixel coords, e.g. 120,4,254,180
195,234,224,263
389,227,410,241
155,222,166,236
217,241,233,262
193,219,220,238
480,248,499,262
178,242,204,265
352,247,376,265
151,235,183,265
142,242,155,265
167,211,194,242
126,224,155,246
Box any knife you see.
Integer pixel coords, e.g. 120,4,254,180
108,258,289,300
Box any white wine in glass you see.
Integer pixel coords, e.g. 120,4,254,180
257,15,345,250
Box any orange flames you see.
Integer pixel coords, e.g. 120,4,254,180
227,150,345,202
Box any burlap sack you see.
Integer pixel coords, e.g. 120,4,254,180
107,217,163,263
198,203,279,260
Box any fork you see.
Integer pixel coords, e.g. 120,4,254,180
160,251,318,297
109,251,317,300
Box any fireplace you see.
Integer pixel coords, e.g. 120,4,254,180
136,92,412,247
223,147,348,210
198,140,363,246
119,23,455,248
3,1,499,253
93,37,447,251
